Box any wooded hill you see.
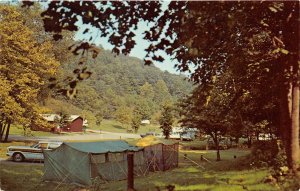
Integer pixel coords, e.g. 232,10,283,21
44,48,194,127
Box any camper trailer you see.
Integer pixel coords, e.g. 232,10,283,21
169,127,197,141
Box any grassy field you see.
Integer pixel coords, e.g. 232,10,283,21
9,125,56,137
90,119,161,134
0,148,291,191
8,119,158,138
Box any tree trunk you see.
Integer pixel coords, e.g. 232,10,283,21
255,131,259,141
289,62,299,173
0,122,6,142
216,147,221,161
247,135,252,148
234,137,239,144
282,61,300,175
213,135,221,161
4,121,11,142
0,122,3,142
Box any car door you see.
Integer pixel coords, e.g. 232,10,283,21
26,143,43,160
35,143,49,160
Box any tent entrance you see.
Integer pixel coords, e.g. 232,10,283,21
90,152,128,181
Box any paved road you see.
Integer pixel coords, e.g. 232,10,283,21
7,129,141,142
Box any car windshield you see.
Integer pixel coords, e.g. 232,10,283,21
30,143,39,148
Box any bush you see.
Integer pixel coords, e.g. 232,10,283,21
251,140,299,190
250,140,281,167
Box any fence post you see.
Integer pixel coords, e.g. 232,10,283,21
127,152,134,191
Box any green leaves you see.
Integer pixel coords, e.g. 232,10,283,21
159,103,174,139
0,5,59,129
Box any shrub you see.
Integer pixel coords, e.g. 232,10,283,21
252,140,299,190
250,140,280,167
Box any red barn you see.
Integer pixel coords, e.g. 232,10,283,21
61,116,83,132
40,114,88,133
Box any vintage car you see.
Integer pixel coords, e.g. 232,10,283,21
6,141,62,162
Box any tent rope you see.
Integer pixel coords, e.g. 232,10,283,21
167,143,205,169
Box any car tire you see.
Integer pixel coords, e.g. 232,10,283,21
13,153,24,162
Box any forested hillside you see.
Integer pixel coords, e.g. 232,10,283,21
44,48,194,127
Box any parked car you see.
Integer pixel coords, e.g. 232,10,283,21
6,141,62,162
180,132,196,141
169,131,181,139
140,132,155,138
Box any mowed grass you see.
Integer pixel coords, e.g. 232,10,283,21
0,148,284,191
9,125,56,137
8,120,161,138
0,164,76,191
90,119,161,134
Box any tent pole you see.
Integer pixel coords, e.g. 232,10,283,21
127,152,134,191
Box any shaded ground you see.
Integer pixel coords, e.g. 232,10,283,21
0,149,284,191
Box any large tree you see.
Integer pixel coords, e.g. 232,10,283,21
180,84,229,161
159,103,174,139
36,1,299,173
0,5,59,141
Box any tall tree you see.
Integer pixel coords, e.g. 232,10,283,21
154,80,172,106
115,106,133,131
180,80,231,161
38,1,299,173
159,103,174,139
131,108,142,133
139,82,154,100
0,5,59,141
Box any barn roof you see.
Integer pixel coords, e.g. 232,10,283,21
40,114,88,125
63,140,141,154
40,114,60,122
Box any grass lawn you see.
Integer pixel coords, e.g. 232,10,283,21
9,125,56,137
181,138,208,150
90,119,161,134
7,120,161,139
0,147,290,191
0,164,76,191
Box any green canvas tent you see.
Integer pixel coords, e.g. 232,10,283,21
136,136,179,172
43,141,146,185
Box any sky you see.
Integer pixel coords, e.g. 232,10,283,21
75,23,180,75
74,2,181,75
4,1,181,74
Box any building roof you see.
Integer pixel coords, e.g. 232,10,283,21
40,114,60,122
40,114,88,126
141,120,150,124
63,140,141,154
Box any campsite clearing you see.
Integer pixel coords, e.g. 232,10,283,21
0,148,284,191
